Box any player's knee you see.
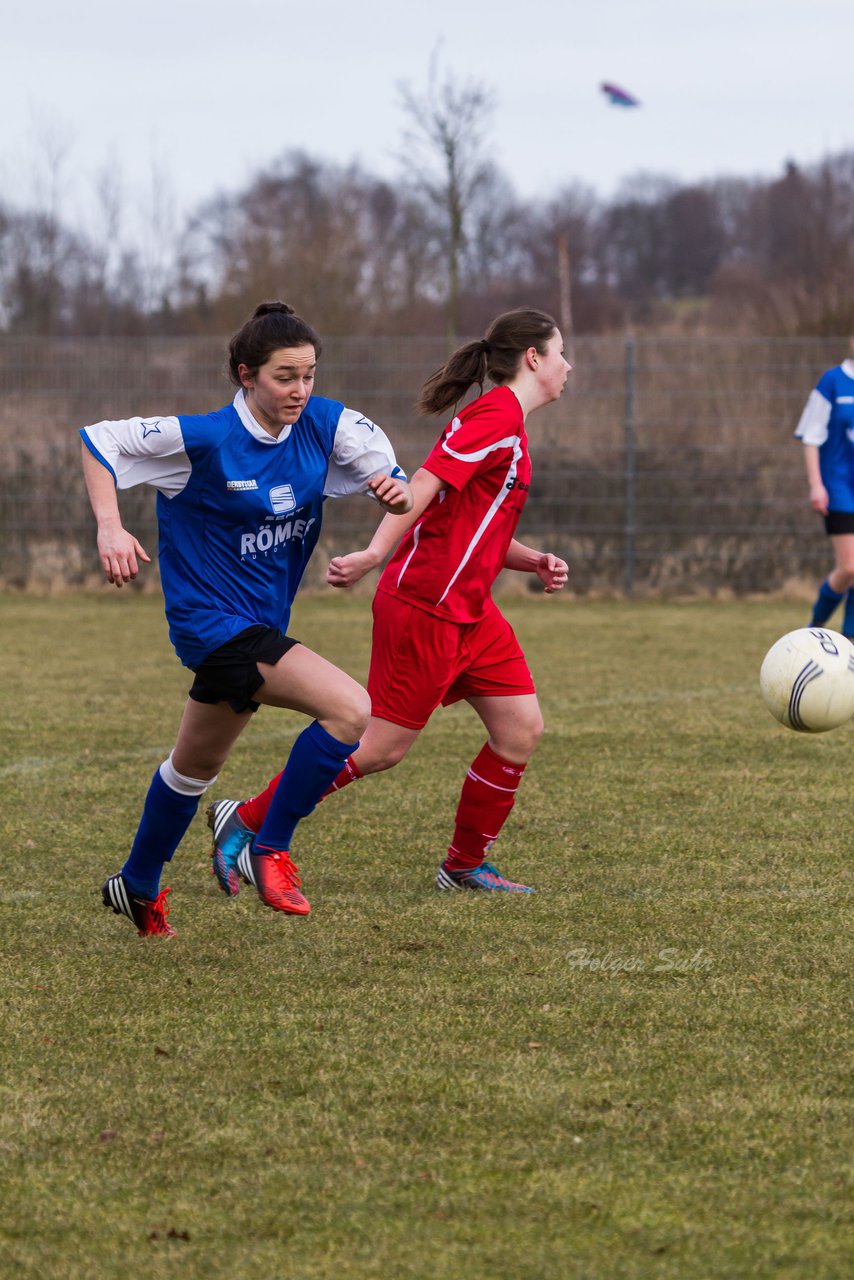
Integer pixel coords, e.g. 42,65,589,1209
493,711,544,762
326,685,371,744
522,711,546,756
365,740,410,772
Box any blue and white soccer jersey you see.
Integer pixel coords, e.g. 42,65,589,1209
81,390,405,667
795,360,854,511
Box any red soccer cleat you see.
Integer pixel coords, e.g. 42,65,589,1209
101,873,176,936
237,846,311,916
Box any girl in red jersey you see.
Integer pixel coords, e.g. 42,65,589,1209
208,308,570,894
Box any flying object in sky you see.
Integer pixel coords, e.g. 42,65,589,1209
600,82,641,107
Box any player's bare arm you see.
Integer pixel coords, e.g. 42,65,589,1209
803,443,829,514
81,442,151,587
503,538,569,594
328,467,443,588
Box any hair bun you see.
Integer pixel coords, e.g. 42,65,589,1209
252,301,295,318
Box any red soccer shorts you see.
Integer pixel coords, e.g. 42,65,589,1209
367,590,535,730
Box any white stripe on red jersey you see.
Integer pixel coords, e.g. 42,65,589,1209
378,385,532,624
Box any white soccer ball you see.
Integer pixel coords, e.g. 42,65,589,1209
759,627,854,733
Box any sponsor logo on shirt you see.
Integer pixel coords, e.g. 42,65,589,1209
240,516,317,558
837,396,854,404
269,484,297,515
227,479,258,491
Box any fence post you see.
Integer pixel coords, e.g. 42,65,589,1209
624,335,636,596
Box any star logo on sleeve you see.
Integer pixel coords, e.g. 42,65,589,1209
141,419,162,439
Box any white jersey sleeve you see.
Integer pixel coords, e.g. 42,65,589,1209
323,407,407,499
81,416,192,497
794,389,832,446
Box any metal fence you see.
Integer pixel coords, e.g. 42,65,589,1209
0,333,843,595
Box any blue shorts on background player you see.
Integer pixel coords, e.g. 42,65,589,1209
81,301,411,935
794,337,854,638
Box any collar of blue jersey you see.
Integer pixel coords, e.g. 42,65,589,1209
233,390,294,445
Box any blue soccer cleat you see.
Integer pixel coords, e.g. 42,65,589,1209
435,859,533,893
206,799,254,897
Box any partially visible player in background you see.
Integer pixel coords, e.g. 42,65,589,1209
80,301,410,935
796,337,854,637
209,307,570,896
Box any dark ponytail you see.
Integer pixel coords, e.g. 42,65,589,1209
417,308,557,416
228,301,322,386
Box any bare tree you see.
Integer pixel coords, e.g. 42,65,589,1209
397,54,496,343
135,154,181,320
710,154,854,335
529,183,606,340
183,151,406,334
22,111,74,333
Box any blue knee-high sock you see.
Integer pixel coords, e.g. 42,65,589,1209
122,769,200,899
255,721,360,854
810,578,844,627
841,590,854,638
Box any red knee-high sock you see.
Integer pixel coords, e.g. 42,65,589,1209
324,755,364,796
237,771,283,832
236,756,363,831
445,742,527,871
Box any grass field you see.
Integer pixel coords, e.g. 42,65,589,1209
1,591,851,1279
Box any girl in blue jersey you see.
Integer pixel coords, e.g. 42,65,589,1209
795,339,854,636
81,301,411,935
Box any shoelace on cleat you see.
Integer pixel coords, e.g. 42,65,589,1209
149,886,172,928
268,851,302,889
251,847,309,910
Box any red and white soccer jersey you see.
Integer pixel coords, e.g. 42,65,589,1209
378,385,531,622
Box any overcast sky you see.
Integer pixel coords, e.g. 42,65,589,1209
5,0,853,229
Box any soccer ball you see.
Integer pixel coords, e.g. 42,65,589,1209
759,627,854,733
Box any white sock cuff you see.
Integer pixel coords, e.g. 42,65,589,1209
159,754,218,797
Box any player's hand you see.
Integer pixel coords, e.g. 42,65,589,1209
536,553,569,594
369,473,412,514
327,549,381,589
809,483,829,516
96,523,151,588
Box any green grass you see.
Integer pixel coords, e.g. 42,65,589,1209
0,592,851,1279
